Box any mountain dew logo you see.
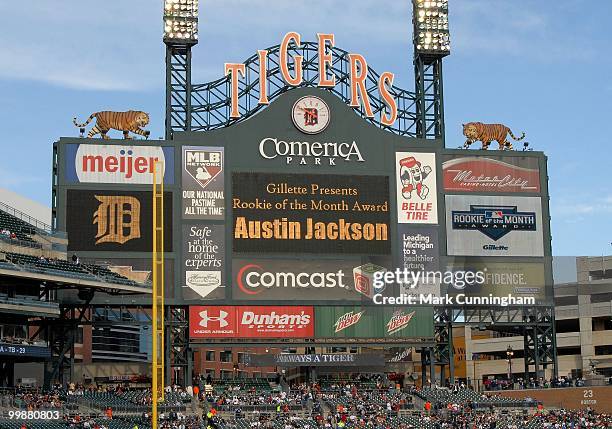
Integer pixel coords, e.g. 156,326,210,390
386,310,415,335
334,311,364,333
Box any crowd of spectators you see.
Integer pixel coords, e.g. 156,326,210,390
483,376,588,391
1,386,65,409
2,377,612,429
0,228,17,240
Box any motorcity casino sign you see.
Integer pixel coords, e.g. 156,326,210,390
442,155,540,193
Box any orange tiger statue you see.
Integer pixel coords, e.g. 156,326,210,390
73,111,150,140
462,122,525,150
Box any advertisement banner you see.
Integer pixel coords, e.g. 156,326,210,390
314,306,433,338
183,225,225,300
248,353,385,367
395,152,438,224
445,261,547,300
232,257,392,301
182,146,225,220
442,155,540,193
232,172,390,254
189,306,314,339
64,144,174,184
66,190,172,252
445,195,544,257
396,226,440,296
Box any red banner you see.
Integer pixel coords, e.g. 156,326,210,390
442,156,540,193
189,306,314,338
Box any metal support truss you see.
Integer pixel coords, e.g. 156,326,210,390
434,305,557,383
43,293,93,389
523,306,558,379
165,44,192,139
434,317,453,385
414,56,445,141
167,306,190,387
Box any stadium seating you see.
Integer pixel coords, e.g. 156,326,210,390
414,387,529,408
4,253,98,280
0,207,44,244
81,264,143,287
3,253,146,287
209,378,272,394
0,420,67,429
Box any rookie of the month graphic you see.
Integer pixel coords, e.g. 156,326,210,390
445,195,544,257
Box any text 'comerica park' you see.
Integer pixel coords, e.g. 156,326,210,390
259,137,364,165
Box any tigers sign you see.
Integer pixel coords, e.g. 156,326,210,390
225,32,398,126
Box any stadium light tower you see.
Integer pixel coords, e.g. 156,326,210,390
412,0,449,141
164,0,198,139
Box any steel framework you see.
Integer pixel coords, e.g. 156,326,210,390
165,45,193,139
166,42,436,139
432,305,558,385
414,57,445,141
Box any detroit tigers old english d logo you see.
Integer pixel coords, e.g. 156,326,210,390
93,195,141,245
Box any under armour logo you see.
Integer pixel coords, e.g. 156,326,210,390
198,310,228,328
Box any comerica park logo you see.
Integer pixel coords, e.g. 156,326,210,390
451,205,536,241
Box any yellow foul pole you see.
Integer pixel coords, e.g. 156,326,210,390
152,160,165,429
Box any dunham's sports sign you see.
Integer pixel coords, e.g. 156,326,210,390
189,306,314,339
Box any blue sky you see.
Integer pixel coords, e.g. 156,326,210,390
0,0,610,256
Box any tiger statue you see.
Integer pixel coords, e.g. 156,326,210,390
462,122,525,150
73,111,150,140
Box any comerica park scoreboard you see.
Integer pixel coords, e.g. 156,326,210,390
53,87,553,342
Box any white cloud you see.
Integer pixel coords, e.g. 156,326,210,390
450,0,598,62
0,1,163,91
552,195,612,218
0,0,416,91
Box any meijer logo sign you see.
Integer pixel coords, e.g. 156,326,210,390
75,144,165,184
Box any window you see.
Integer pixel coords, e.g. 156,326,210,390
554,296,578,306
205,351,215,361
75,327,84,344
220,350,232,362
595,345,612,356
220,370,232,379
238,352,249,364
